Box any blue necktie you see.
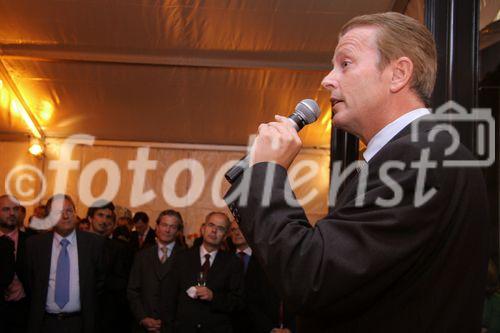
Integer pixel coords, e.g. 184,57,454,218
238,252,250,273
55,238,70,309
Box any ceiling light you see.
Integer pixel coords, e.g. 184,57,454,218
28,137,44,157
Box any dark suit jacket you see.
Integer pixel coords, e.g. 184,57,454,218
0,236,15,310
100,237,134,333
127,242,184,332
130,228,157,252
233,254,296,333
163,246,245,333
25,230,105,333
13,230,30,296
225,120,489,332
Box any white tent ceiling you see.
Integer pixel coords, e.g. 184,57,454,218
0,0,405,147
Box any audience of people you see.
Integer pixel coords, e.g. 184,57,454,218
1,193,295,332
3,192,498,333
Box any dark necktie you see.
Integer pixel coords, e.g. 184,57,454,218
237,252,250,273
201,253,211,273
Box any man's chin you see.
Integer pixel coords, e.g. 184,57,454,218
0,222,17,230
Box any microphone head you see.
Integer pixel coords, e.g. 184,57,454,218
295,99,321,124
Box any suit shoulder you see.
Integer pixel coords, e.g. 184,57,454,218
26,231,51,246
77,230,104,243
218,250,240,264
0,235,14,250
135,244,156,259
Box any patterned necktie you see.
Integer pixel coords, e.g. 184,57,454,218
55,238,70,309
160,246,168,263
201,253,211,273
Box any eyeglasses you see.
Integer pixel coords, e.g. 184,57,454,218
205,222,227,233
51,209,75,216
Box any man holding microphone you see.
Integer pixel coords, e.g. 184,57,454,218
225,12,489,333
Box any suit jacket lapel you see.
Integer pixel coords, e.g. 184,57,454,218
149,244,163,279
335,119,436,209
207,251,223,286
41,232,54,303
76,230,89,295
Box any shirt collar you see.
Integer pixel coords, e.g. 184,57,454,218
236,246,252,256
363,108,430,162
157,240,175,251
0,227,18,239
200,244,218,259
54,229,77,245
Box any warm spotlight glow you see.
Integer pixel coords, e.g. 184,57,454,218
0,79,3,90
0,87,9,110
39,100,54,122
11,100,42,139
28,138,44,156
29,143,44,156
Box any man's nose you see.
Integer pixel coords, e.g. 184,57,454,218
321,69,338,91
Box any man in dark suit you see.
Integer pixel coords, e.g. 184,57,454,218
87,200,133,333
25,194,105,333
229,221,295,333
0,194,31,333
163,212,244,333
130,211,156,251
0,235,15,332
225,12,489,333
128,209,185,333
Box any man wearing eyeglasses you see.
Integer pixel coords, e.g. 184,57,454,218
162,211,244,333
25,194,106,333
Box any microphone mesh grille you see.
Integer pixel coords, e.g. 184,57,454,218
295,99,321,124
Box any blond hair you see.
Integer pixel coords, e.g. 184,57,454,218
341,12,437,105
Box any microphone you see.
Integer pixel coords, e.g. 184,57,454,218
224,99,321,184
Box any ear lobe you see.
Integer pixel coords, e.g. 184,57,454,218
390,57,413,93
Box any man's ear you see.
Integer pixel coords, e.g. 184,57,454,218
390,56,413,93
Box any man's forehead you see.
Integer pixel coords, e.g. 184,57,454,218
334,26,378,58
160,215,178,224
0,195,20,207
96,208,113,215
51,198,73,209
208,214,227,225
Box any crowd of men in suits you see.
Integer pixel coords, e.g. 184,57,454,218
0,193,296,333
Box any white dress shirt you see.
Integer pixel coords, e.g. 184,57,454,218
200,245,218,267
46,230,81,313
363,108,430,162
157,241,176,260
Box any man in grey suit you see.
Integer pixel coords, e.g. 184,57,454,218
127,209,185,333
